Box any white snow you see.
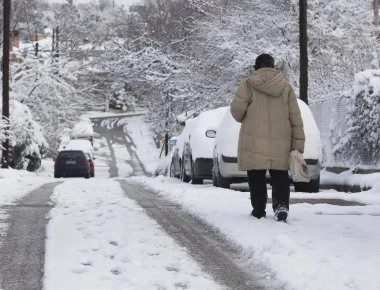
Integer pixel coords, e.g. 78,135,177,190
47,0,143,7
189,107,228,159
44,179,220,290
70,118,94,141
130,175,380,290
0,111,379,290
173,117,198,160
60,139,94,159
297,99,323,161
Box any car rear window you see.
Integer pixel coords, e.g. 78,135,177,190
58,151,85,160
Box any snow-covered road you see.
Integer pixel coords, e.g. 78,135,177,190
1,112,380,290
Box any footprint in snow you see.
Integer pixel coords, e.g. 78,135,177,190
110,267,121,275
71,267,89,274
175,282,189,289
166,266,179,272
109,240,118,246
80,257,93,266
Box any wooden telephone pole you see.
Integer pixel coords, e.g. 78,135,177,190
299,0,308,104
374,0,379,26
1,0,11,168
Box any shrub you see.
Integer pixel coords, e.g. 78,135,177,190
334,70,380,167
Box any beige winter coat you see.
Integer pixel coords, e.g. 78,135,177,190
230,68,305,171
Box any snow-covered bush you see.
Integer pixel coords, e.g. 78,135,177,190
333,70,380,167
0,119,6,148
10,101,48,171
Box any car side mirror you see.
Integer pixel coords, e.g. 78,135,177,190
205,130,216,138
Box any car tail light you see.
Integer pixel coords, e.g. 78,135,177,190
80,160,89,166
55,159,62,166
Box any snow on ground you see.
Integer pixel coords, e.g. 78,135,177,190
129,176,380,290
44,179,221,290
48,0,143,7
1,110,380,290
117,115,160,174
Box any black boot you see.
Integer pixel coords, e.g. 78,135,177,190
251,209,266,219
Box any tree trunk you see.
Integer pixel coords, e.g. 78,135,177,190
299,0,308,104
374,0,379,26
2,0,11,168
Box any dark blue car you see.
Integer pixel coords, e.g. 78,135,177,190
54,150,91,178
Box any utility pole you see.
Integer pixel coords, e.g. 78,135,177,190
1,0,11,168
374,0,379,26
299,0,308,104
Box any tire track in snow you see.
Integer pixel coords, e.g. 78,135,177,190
120,180,283,290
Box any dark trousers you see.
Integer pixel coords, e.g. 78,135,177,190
247,169,290,213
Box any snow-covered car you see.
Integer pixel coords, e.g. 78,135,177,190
170,117,199,180
70,117,94,145
177,107,228,184
212,99,322,192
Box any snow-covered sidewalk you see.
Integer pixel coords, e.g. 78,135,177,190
130,175,380,290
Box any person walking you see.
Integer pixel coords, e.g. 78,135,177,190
230,54,305,221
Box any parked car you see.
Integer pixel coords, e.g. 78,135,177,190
54,150,91,178
176,107,228,184
70,117,94,145
212,100,322,192
170,117,199,180
60,139,95,177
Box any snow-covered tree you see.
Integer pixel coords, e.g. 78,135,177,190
10,56,84,154
9,100,48,171
333,69,380,167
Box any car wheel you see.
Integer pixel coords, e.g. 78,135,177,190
54,173,60,178
217,174,230,189
180,162,191,183
190,158,203,184
214,160,230,188
84,172,91,179
170,161,176,178
212,169,217,187
294,176,320,193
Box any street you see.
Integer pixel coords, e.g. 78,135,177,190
0,113,378,290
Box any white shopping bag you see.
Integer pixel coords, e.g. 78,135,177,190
289,150,310,183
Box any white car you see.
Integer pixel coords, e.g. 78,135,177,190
70,117,94,145
212,100,322,192
180,107,228,184
170,107,227,184
170,117,199,180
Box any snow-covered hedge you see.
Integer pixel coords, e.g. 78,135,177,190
9,101,48,171
333,70,380,167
